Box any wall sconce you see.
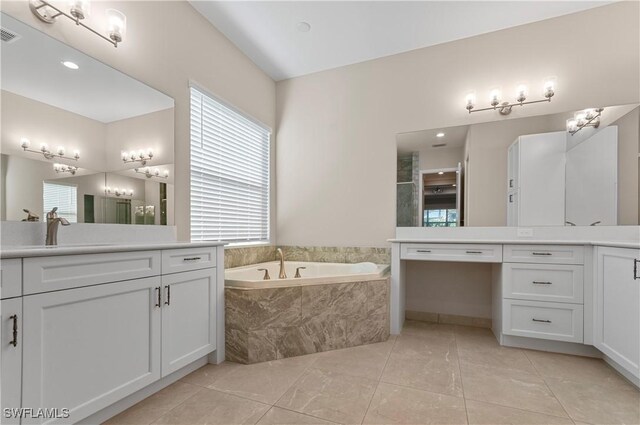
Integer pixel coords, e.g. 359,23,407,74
122,149,153,166
465,77,556,115
53,163,78,175
105,187,133,197
566,108,603,135
135,167,169,179
21,138,79,161
29,0,126,48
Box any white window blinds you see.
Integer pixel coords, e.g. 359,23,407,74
190,86,271,243
43,182,78,223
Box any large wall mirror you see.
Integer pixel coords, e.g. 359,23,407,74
397,103,639,227
0,13,175,225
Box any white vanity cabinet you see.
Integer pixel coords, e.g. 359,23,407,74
0,243,224,425
594,246,640,381
21,277,162,425
506,132,566,226
161,268,217,376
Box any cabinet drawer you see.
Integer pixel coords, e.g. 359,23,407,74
503,245,584,265
401,243,502,263
503,263,584,303
162,247,217,275
24,251,161,295
502,299,583,343
1,259,22,299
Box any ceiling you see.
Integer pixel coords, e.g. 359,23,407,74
397,124,469,154
1,13,174,123
190,1,610,81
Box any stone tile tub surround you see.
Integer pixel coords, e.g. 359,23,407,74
224,245,391,268
225,278,390,364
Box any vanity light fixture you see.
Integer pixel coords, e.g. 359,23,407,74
135,167,169,179
465,77,556,115
122,149,153,165
53,163,78,175
105,187,133,197
20,138,79,161
29,0,126,48
566,107,603,135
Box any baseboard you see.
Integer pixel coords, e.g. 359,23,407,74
603,355,640,389
406,310,491,329
79,356,209,425
500,334,602,358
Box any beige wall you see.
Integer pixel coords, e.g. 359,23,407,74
418,147,463,171
612,108,640,225
276,2,640,247
1,0,276,241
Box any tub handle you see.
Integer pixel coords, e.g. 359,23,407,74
295,267,306,278
257,268,270,280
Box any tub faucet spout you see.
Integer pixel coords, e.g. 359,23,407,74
277,248,287,279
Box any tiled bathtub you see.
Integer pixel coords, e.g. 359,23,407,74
225,274,390,364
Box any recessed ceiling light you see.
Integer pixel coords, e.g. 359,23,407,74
438,171,444,175
61,61,79,70
297,21,311,32
436,132,445,138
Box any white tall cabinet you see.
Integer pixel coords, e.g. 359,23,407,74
507,131,567,226
594,246,640,382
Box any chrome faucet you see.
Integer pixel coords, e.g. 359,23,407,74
46,207,70,246
276,248,287,279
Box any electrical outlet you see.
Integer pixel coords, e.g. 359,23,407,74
517,228,534,237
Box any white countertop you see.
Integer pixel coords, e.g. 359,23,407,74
0,241,226,259
388,239,639,249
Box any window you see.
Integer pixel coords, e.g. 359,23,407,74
190,86,271,243
43,181,78,223
424,208,457,227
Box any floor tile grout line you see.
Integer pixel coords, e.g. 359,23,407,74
358,334,399,425
142,383,208,425
271,405,343,424
463,397,579,422
453,327,470,425
522,350,575,422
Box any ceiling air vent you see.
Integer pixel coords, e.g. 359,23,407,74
431,143,447,148
1,28,21,44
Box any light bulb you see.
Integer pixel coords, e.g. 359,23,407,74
515,84,528,103
436,132,445,138
145,167,151,174
489,89,501,107
20,138,30,149
147,148,154,158
153,168,160,176
54,164,61,171
73,150,80,160
575,111,587,125
69,0,90,20
106,9,126,44
40,143,49,152
163,169,170,178
584,108,597,120
566,119,578,133
465,92,476,111
543,77,556,99
138,150,145,159
130,152,136,161
57,146,65,156
128,189,134,196
122,151,128,161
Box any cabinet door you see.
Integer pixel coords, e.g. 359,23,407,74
507,140,519,191
595,246,640,379
1,298,22,425
161,268,216,376
22,277,161,425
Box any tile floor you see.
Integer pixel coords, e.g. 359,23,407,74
104,321,640,425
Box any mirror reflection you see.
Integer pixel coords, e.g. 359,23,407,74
397,104,639,227
0,13,175,225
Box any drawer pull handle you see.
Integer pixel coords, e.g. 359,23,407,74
417,250,432,253
155,286,161,307
532,252,552,256
9,315,18,347
164,285,171,306
466,251,483,254
532,281,552,285
532,318,552,323
183,257,202,262
634,259,639,280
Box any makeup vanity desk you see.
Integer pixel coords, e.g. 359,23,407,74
389,227,640,386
